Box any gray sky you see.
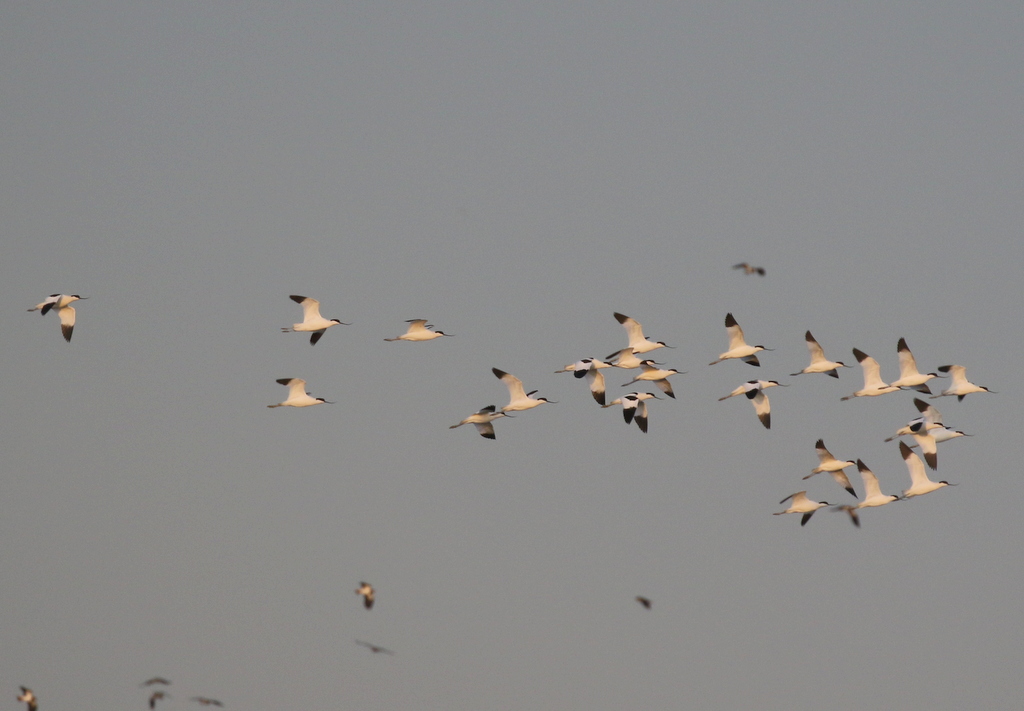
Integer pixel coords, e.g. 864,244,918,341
2,2,1023,710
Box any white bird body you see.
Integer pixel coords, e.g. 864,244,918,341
914,426,971,444
584,362,607,405
900,441,951,499
884,398,945,442
791,331,849,378
556,357,613,375
803,439,857,497
267,378,332,408
840,348,900,400
609,312,672,356
605,347,655,370
384,319,452,341
450,405,509,440
911,431,938,470
356,582,375,609
888,337,938,393
709,313,770,366
718,380,784,429
931,364,996,401
621,360,683,398
29,293,85,342
603,392,659,432
493,368,555,412
833,460,899,526
774,491,830,526
282,295,349,345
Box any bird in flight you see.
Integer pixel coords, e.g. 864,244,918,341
635,596,652,609
149,692,170,709
28,293,86,342
190,698,223,707
450,405,510,440
282,295,349,345
141,678,171,687
267,378,333,408
356,581,375,609
384,319,453,342
732,262,765,276
356,640,395,655
17,687,37,711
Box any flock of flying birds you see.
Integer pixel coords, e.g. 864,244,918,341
20,266,997,705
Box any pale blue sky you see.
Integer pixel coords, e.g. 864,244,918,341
2,3,1023,710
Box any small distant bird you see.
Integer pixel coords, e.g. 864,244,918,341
803,439,857,497
384,319,453,342
732,262,766,276
718,380,785,429
790,331,849,378
840,348,900,400
281,295,349,345
709,313,771,366
449,405,510,440
149,692,170,709
832,459,900,526
190,698,223,707
17,687,37,711
603,392,660,433
141,678,171,687
931,364,997,401
493,368,556,412
607,312,673,358
774,491,831,526
356,640,394,655
635,596,652,609
621,360,684,399
28,293,86,342
356,581,375,609
899,441,953,499
267,378,332,408
888,338,938,393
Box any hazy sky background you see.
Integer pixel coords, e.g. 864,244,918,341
2,3,1023,710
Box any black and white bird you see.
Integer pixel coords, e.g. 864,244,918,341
384,319,453,342
832,460,900,526
790,331,849,378
803,439,857,497
840,348,900,400
607,312,673,357
555,357,612,375
17,687,37,711
718,380,785,429
267,378,332,408
709,313,771,366
774,491,830,526
888,337,938,393
449,405,510,440
190,698,223,707
493,368,556,412
28,293,86,342
603,392,660,433
931,364,997,401
884,398,945,442
356,582,375,609
732,262,766,276
621,360,684,399
281,295,349,345
899,441,953,499
604,347,659,370
149,692,170,709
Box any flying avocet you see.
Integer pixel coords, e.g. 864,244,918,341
603,392,659,433
605,347,659,370
150,692,170,709
774,491,830,526
356,640,394,655
911,430,938,471
17,688,37,711
449,405,510,440
884,398,944,442
803,439,857,497
790,331,850,378
931,364,997,401
888,337,938,393
384,319,453,342
266,378,333,408
622,360,684,398
709,313,771,366
832,459,900,526
840,348,900,400
555,357,613,375
493,368,556,412
718,380,784,429
282,295,349,345
28,293,86,342
607,312,673,357
899,441,953,499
